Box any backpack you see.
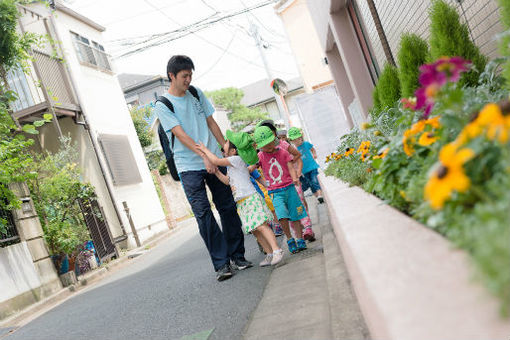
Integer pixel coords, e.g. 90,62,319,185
156,85,200,181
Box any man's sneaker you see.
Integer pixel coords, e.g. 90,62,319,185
303,227,316,242
216,263,233,282
287,238,298,254
273,222,284,237
317,196,324,204
259,254,273,267
271,249,284,266
231,258,253,270
296,238,307,252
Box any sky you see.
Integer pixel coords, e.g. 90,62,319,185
63,0,301,92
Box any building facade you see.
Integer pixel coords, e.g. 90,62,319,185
6,1,168,253
275,0,334,93
306,0,503,125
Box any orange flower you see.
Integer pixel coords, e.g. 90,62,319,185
424,143,475,209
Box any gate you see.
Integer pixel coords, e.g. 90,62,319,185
0,208,19,248
78,198,117,262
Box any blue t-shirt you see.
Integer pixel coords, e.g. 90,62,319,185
155,87,222,173
297,141,319,174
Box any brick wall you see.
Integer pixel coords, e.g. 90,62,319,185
355,0,503,72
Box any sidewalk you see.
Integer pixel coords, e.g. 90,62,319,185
242,198,369,340
0,217,195,335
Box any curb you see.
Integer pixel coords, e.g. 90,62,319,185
0,218,192,330
319,174,510,340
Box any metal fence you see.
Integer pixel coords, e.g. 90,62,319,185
0,209,20,248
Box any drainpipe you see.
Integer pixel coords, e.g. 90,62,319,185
366,0,395,67
47,13,128,242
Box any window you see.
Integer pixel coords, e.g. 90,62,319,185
71,32,112,71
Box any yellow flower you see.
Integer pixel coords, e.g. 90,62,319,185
357,141,371,153
374,130,382,136
457,103,510,144
361,122,371,130
424,143,475,209
425,116,441,129
418,132,438,146
344,148,354,157
373,148,389,159
335,153,342,160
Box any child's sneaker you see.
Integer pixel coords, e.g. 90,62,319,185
303,227,316,242
259,254,273,267
287,238,298,254
273,222,283,237
271,249,284,265
296,238,307,252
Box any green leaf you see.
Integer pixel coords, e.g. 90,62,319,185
43,113,53,121
22,124,38,134
33,120,45,127
372,158,383,169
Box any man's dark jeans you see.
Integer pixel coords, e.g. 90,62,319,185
180,168,245,271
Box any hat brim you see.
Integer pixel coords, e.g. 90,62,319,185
288,133,302,140
256,134,275,148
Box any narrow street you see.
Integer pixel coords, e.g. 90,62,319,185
5,218,273,340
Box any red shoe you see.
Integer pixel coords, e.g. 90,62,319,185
303,227,316,242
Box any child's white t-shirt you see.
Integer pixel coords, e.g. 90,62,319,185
227,155,256,201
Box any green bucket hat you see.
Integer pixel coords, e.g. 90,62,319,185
225,130,258,165
287,127,303,140
253,126,276,148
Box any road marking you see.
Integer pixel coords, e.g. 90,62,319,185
180,327,214,340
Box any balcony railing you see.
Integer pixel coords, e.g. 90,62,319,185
6,5,80,123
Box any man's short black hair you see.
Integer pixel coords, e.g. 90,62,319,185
167,55,195,82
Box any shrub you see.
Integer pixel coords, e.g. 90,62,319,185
497,0,510,87
372,85,381,112
376,64,401,109
397,34,429,97
428,0,487,87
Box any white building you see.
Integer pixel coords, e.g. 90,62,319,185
7,1,168,253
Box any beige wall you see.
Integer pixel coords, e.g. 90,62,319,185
355,0,503,72
276,0,333,93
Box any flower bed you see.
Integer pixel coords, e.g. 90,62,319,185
325,55,510,314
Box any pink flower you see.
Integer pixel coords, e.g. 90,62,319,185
414,56,471,118
401,97,417,110
419,56,471,87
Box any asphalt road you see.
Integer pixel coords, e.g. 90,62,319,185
6,219,273,340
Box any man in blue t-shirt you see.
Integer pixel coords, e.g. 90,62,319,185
155,55,251,281
288,127,324,204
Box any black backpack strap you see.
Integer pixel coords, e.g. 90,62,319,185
188,85,200,102
156,95,176,148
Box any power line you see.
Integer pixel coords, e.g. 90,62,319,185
194,32,238,81
111,0,279,58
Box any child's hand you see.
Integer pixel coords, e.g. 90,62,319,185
293,177,300,187
195,142,207,153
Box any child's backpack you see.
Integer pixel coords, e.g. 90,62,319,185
157,85,200,181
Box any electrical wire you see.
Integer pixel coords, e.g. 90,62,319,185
194,31,238,81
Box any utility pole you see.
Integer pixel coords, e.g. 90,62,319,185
248,21,290,128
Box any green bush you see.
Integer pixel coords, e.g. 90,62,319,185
28,137,94,255
397,34,429,97
376,64,401,109
372,85,381,113
428,0,487,87
497,0,510,87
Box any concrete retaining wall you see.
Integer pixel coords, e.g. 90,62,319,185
319,174,510,340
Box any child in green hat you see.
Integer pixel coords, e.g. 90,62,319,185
253,125,308,254
288,127,324,204
196,131,284,266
